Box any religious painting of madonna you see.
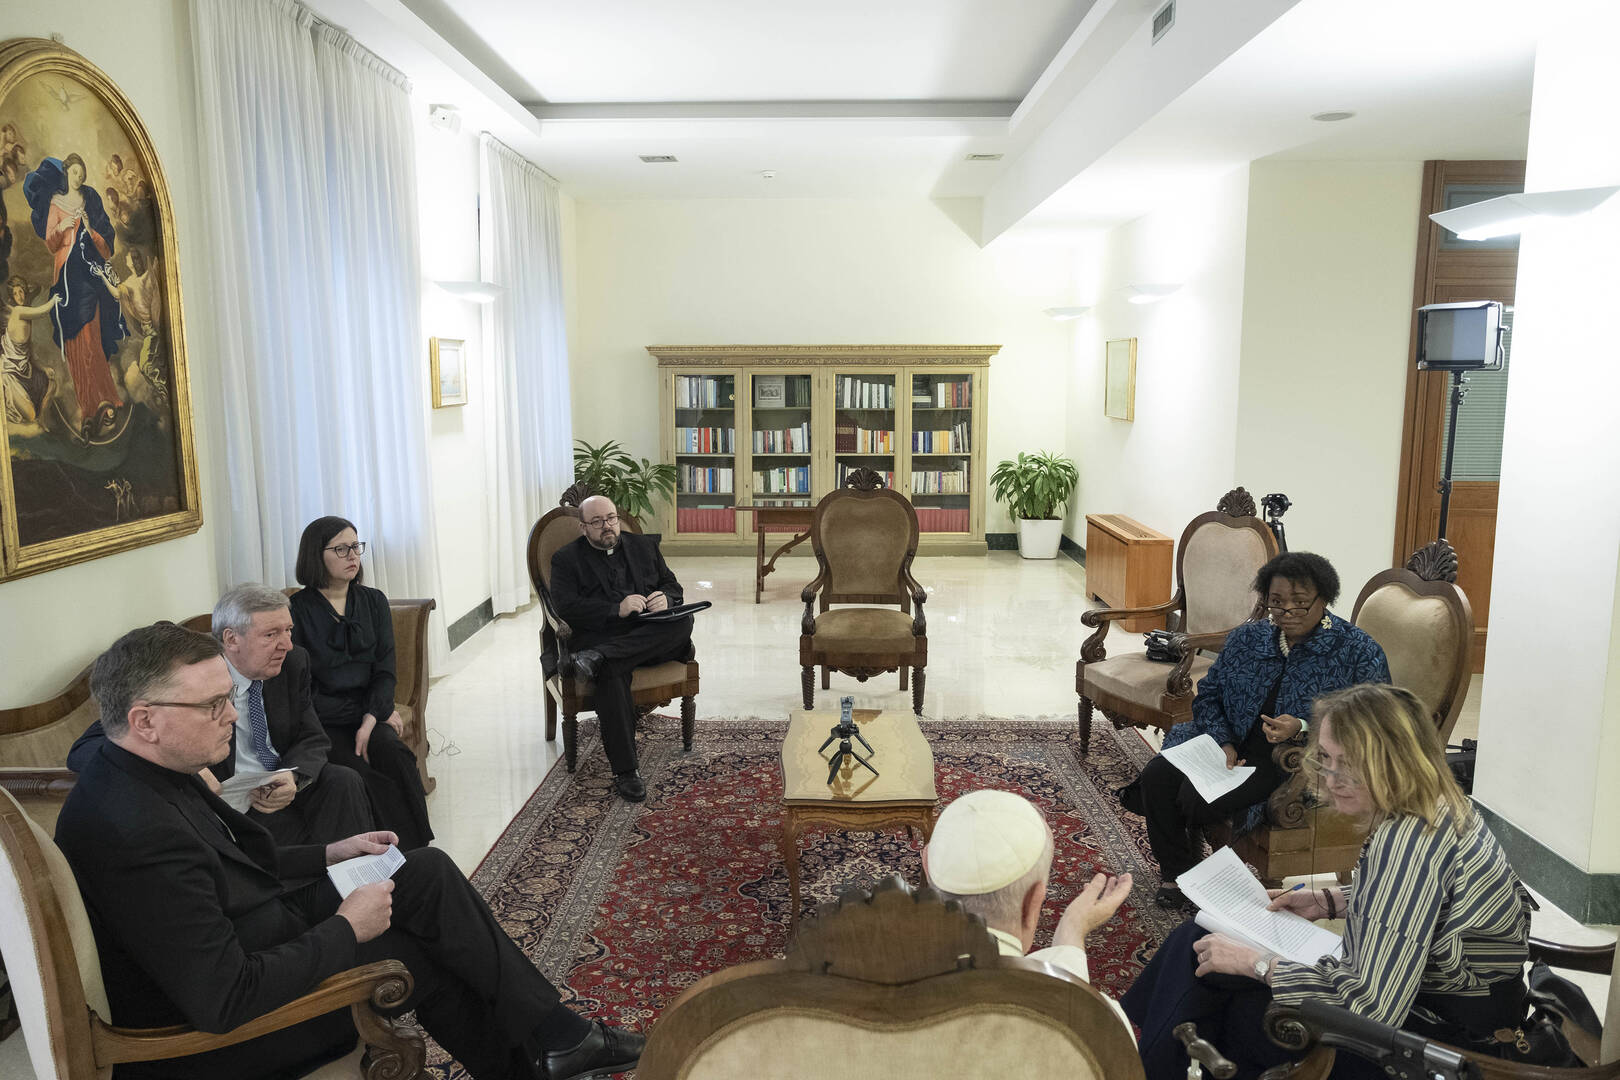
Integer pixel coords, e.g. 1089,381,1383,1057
0,39,200,580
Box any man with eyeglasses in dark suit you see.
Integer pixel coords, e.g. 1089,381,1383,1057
548,494,694,802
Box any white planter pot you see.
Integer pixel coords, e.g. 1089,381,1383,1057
1017,518,1064,560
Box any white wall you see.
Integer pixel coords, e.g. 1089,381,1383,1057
1064,165,1252,545
569,198,1079,532
1,1,227,704
414,109,491,626
1234,160,1422,593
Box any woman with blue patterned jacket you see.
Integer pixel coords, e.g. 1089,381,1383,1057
1120,552,1390,907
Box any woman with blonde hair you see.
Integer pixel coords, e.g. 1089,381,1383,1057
1122,683,1539,1080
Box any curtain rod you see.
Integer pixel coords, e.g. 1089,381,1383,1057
482,132,561,187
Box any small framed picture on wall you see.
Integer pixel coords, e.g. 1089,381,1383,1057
1104,337,1137,421
430,337,467,408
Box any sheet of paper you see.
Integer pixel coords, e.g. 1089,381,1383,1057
216,768,278,812
1178,847,1343,965
1160,733,1256,803
326,845,407,900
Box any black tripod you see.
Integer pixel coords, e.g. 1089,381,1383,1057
1436,370,1471,539
820,711,878,785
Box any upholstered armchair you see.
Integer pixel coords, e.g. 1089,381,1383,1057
1075,488,1279,752
1226,540,1475,885
526,484,700,771
799,470,928,715
0,785,424,1080
637,875,1143,1080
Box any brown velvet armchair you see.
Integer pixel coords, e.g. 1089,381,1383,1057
1225,539,1475,885
1075,488,1279,752
799,470,928,715
526,484,701,771
0,784,423,1080
638,875,1143,1080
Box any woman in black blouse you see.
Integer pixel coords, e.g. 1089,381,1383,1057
290,515,433,850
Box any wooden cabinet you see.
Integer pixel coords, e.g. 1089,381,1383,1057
1084,514,1173,631
652,345,997,553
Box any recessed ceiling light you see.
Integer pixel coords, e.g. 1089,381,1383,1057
638,154,678,164
1310,110,1356,123
965,153,1004,162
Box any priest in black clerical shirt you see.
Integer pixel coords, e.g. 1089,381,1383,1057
547,495,695,802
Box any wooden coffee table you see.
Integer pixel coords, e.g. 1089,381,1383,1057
779,708,937,934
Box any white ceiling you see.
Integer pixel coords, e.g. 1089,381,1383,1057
319,0,1541,229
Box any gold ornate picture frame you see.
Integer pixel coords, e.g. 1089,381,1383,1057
429,336,466,407
1104,337,1137,422
0,38,200,580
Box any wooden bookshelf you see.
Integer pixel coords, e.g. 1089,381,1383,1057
653,345,996,553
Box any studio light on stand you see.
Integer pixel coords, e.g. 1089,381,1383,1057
1414,301,1505,540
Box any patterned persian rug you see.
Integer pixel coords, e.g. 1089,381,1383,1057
421,715,1179,1078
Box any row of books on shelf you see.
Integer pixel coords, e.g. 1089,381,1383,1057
913,379,971,408
912,467,969,494
836,375,895,409
676,507,737,533
837,463,896,488
915,507,971,532
752,422,811,453
675,426,735,453
674,374,732,409
835,423,894,453
679,464,734,494
753,466,812,494
913,420,971,453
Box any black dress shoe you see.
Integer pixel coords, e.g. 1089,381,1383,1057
612,771,646,803
1154,885,1188,909
571,649,604,681
542,1020,644,1080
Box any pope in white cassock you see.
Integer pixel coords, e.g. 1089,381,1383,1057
922,789,1136,1037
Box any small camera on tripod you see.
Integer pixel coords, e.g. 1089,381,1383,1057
820,696,878,785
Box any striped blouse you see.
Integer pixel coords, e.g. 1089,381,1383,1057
1268,806,1532,1026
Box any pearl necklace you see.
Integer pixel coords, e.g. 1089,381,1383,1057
1277,614,1332,658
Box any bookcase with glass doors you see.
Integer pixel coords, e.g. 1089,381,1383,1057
652,345,995,554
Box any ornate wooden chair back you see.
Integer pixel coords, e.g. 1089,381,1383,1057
810,475,919,609
1175,489,1279,637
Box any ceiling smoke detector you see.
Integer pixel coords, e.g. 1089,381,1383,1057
638,154,678,164
1310,110,1356,122
965,153,1004,162
760,170,777,180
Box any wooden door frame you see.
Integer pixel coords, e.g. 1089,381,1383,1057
1392,160,1524,671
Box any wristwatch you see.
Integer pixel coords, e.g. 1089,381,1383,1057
1252,954,1273,982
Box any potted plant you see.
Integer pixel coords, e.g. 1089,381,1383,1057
572,439,677,529
989,450,1079,560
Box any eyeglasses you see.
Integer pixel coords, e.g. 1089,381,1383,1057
325,542,367,558
1305,752,1363,788
583,514,619,529
1266,596,1320,618
146,695,234,720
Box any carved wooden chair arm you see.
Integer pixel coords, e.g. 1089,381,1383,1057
92,960,421,1068
801,567,830,636
0,767,77,801
1528,936,1617,975
1080,593,1185,664
1263,743,1312,830
901,566,928,636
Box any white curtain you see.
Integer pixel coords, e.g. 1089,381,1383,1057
192,0,448,665
480,135,574,614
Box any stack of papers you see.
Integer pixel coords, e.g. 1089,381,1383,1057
216,769,278,812
327,845,407,899
1161,733,1255,802
1176,847,1343,966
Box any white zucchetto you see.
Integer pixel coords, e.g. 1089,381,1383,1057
927,789,1051,895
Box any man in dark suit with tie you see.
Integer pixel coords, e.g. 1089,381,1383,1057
548,495,694,802
68,584,371,845
55,621,643,1080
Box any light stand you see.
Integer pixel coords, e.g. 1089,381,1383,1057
1435,371,1470,540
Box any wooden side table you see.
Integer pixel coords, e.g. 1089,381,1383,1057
779,708,937,935
1084,513,1173,632
735,503,816,603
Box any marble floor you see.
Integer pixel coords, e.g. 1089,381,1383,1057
2,552,1609,1078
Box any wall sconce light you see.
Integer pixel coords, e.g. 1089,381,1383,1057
1043,306,1091,321
1121,283,1181,305
1429,185,1620,241
434,280,506,304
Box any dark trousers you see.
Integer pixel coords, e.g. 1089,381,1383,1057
1132,722,1287,881
582,616,694,774
249,763,375,848
324,722,434,850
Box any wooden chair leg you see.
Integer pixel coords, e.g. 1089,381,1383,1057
563,708,579,772
899,665,909,690
820,665,830,690
912,668,925,716
544,690,557,742
802,666,815,710
681,695,695,751
1078,696,1093,755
